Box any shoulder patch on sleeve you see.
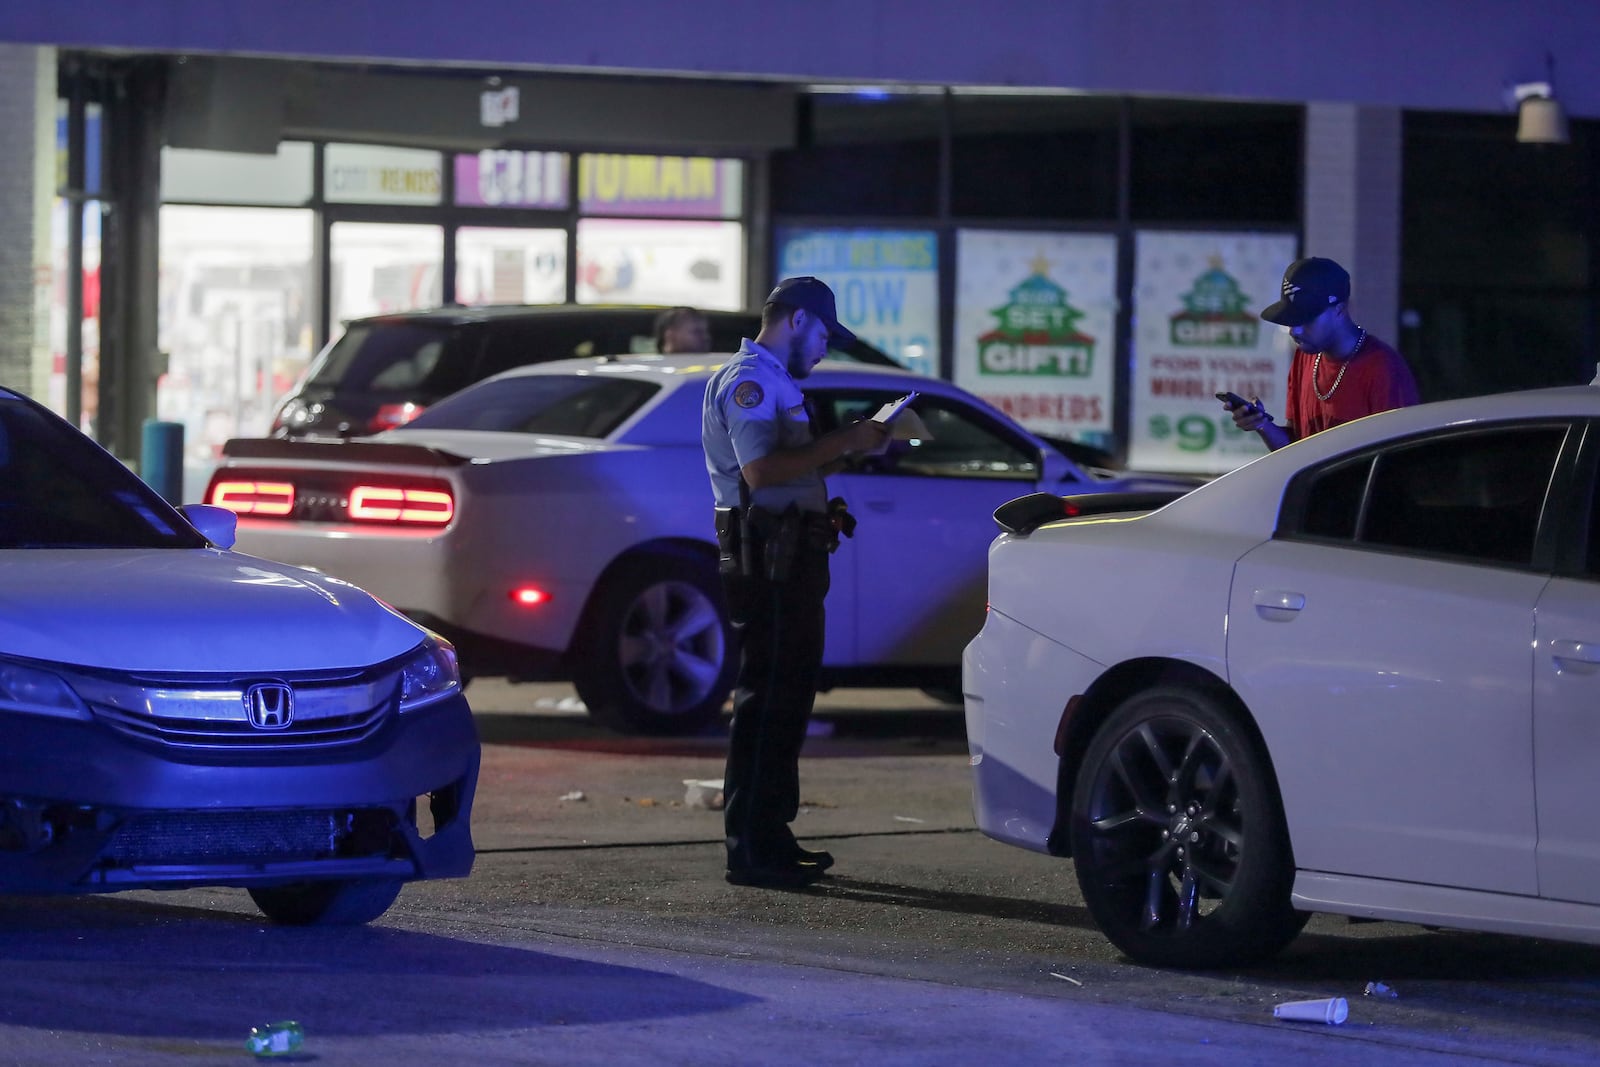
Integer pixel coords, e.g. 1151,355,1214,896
733,381,765,409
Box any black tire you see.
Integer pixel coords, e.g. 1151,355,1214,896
248,879,403,925
1069,686,1306,968
572,555,735,735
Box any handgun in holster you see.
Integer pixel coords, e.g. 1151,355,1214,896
713,505,749,624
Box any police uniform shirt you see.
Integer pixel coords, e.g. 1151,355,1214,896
702,339,828,514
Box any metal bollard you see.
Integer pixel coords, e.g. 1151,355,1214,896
140,419,185,503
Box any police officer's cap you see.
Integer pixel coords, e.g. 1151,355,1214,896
765,276,857,347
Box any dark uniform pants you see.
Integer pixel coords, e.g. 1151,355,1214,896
721,540,830,867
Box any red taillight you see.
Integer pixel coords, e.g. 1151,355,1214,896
510,586,549,607
210,480,294,516
1061,499,1082,518
348,485,454,525
369,403,425,432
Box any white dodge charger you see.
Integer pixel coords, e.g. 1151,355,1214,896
965,385,1600,967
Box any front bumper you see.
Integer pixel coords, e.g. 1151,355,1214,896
0,693,479,894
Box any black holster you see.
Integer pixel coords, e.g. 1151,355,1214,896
714,506,749,624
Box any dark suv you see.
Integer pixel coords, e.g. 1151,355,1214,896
270,304,900,438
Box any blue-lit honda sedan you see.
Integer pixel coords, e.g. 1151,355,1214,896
0,385,477,924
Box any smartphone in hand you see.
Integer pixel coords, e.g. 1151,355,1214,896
1216,391,1254,412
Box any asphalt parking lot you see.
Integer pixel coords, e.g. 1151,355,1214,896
2,682,1598,1065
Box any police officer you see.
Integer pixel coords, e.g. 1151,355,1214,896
702,277,889,888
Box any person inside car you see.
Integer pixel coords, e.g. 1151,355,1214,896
654,306,712,354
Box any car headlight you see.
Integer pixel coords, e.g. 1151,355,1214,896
0,658,90,720
397,636,461,713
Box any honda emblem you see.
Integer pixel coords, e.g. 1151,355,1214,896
244,683,294,730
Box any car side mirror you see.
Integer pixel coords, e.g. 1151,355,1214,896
179,504,238,549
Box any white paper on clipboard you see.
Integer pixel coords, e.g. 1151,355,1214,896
872,391,920,423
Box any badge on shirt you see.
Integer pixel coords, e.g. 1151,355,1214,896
733,381,764,408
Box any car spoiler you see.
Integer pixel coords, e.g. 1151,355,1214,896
993,489,1189,536
219,437,472,468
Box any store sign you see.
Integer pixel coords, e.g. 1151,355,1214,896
454,151,569,209
1127,230,1298,473
162,143,314,206
324,144,443,206
577,154,742,218
774,228,939,375
953,230,1118,435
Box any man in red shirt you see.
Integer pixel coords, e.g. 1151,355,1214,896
1230,256,1418,449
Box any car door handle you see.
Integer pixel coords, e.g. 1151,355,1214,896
1550,639,1600,672
1252,589,1305,621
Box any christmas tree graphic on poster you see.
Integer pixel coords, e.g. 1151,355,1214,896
955,230,1117,436
1129,231,1298,474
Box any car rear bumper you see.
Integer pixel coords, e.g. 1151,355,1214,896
0,694,479,893
231,521,590,668
963,610,1097,854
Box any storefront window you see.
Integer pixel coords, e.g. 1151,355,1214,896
328,222,444,324
456,227,567,305
156,205,314,492
48,199,102,432
575,218,743,309
772,92,941,217
950,93,1120,220
1128,99,1300,222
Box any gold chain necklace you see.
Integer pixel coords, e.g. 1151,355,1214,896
1311,326,1365,402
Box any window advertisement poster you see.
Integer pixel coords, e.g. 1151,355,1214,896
577,155,742,219
323,144,443,206
953,229,1118,436
1128,231,1298,473
456,227,567,305
773,228,939,376
575,218,743,310
453,150,569,209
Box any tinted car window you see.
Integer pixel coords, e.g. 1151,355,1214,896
309,321,480,396
1288,426,1565,567
274,307,899,438
1297,456,1373,541
475,323,603,379
404,376,659,439
810,390,1039,481
0,396,202,549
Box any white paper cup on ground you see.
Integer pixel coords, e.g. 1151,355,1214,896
1273,997,1349,1024
682,778,725,810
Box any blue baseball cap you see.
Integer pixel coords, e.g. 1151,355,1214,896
765,276,857,347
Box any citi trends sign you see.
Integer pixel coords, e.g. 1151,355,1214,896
1169,261,1258,347
977,262,1096,377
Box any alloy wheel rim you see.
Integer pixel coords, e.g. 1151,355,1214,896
616,580,725,714
1085,715,1244,933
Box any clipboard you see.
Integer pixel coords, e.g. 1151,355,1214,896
872,391,920,424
